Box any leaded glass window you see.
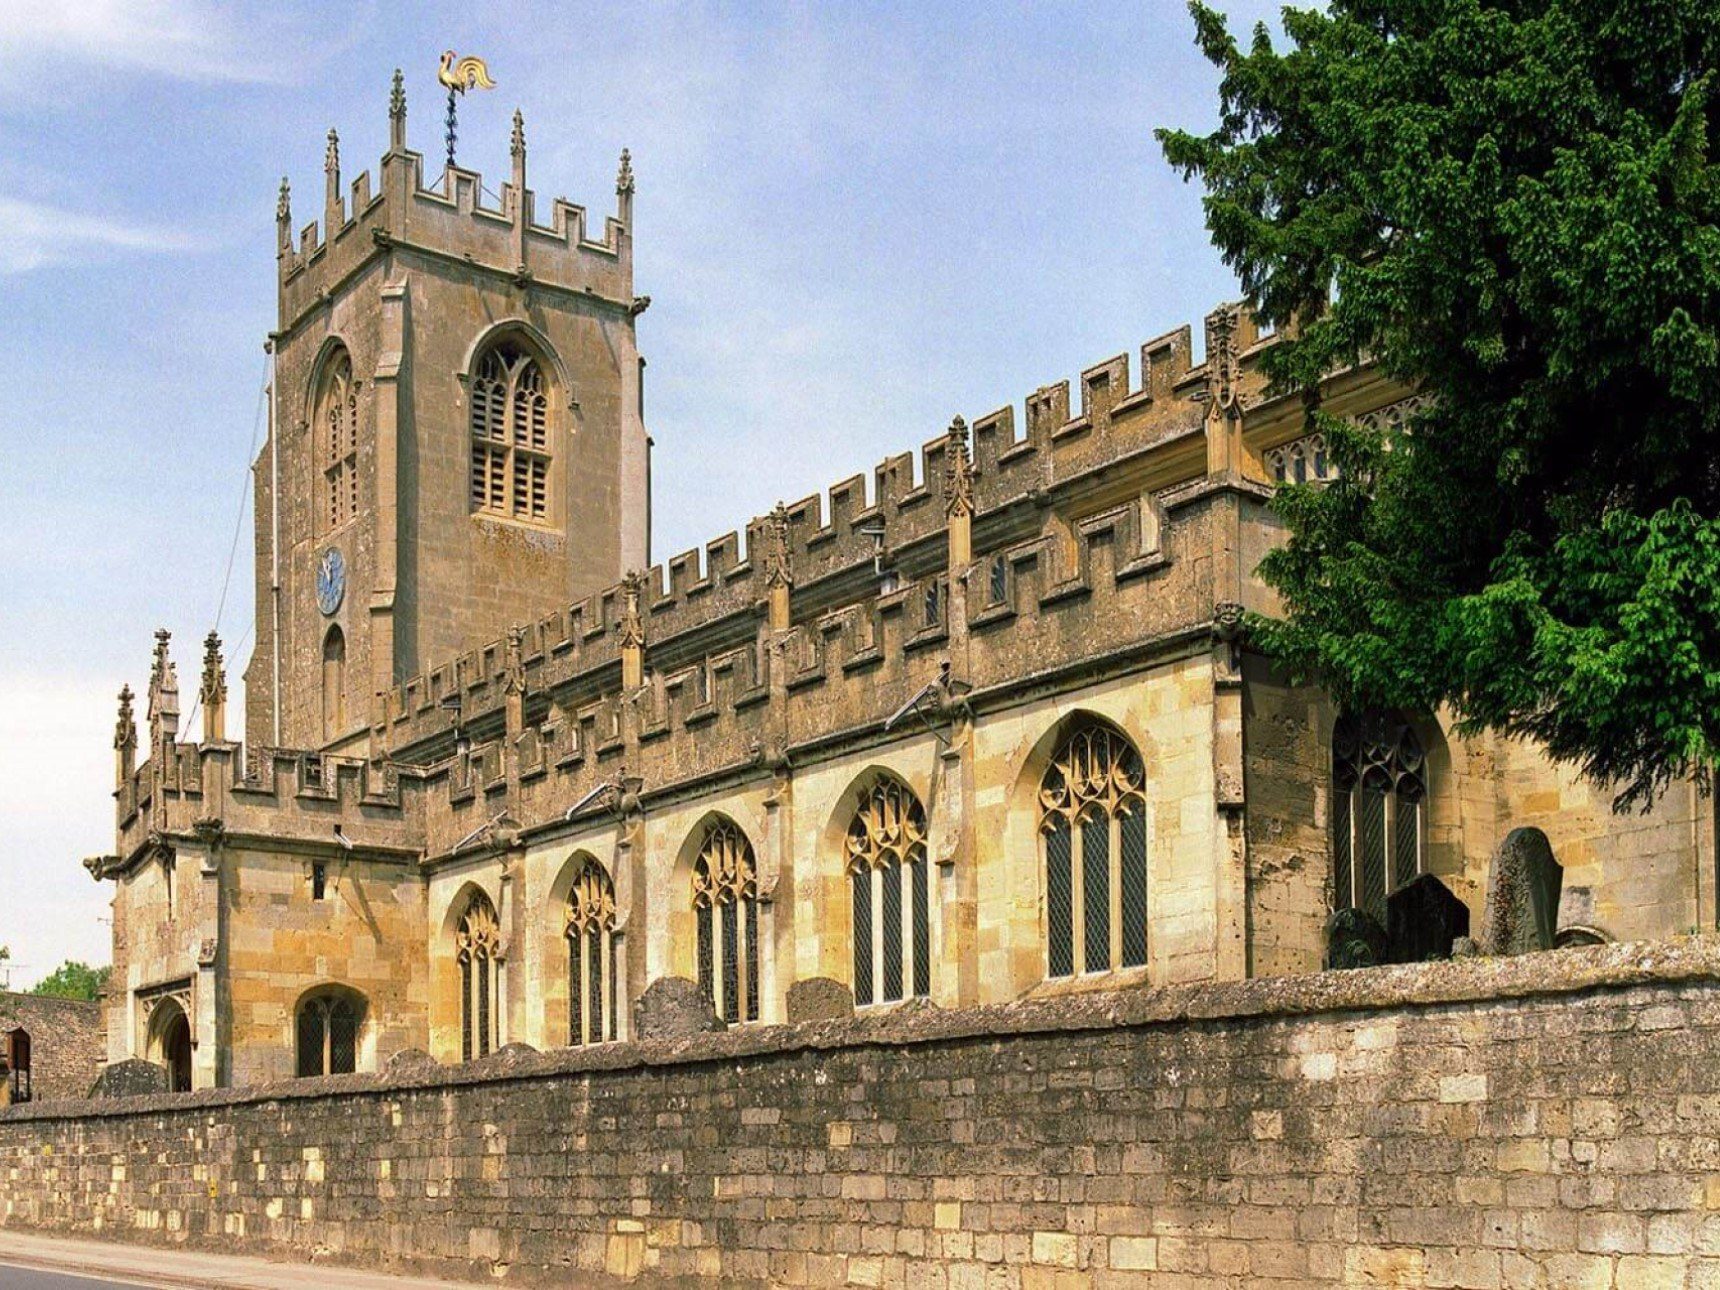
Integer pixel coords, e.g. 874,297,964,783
456,890,501,1061
295,991,361,1077
846,776,931,1006
1331,714,1426,925
1039,723,1149,978
565,858,618,1046
691,820,760,1023
469,342,551,522
317,348,359,531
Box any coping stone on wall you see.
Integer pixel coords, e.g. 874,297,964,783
786,977,854,1023
7,938,1719,1125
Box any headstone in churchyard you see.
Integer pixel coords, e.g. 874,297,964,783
1480,826,1563,954
786,976,855,1023
633,976,725,1040
1386,872,1471,963
1323,907,1387,970
89,1058,168,1099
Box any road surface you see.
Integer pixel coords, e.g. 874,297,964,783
0,1233,471,1290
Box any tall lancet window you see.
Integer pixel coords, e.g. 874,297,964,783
317,348,359,531
1039,722,1149,978
455,890,501,1061
1331,714,1426,926
321,626,346,740
469,341,551,522
691,819,760,1024
846,776,931,1006
565,858,618,1046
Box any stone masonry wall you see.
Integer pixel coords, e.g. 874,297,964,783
5,942,1720,1288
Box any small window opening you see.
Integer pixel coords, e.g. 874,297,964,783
312,862,328,901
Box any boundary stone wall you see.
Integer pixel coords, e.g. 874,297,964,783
5,943,1720,1287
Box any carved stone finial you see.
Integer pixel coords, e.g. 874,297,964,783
504,625,527,697
762,502,793,590
149,629,172,695
389,68,406,120
510,108,525,159
114,685,137,751
618,571,646,651
200,631,226,708
616,147,635,195
1205,303,1242,416
276,176,291,224
943,415,974,520
325,127,340,175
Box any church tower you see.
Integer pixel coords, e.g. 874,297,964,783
245,72,649,753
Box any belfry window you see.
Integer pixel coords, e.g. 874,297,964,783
469,342,550,522
692,820,760,1024
295,991,361,1077
317,349,359,531
321,626,346,740
846,776,931,1006
565,858,618,1046
455,891,501,1061
1332,714,1426,925
1039,722,1149,978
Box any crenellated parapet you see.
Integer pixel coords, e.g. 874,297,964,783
275,73,633,335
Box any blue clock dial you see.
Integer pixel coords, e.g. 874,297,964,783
316,547,346,616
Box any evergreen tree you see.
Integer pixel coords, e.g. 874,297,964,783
1159,0,1720,807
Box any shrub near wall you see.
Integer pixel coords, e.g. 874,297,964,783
4,943,1720,1287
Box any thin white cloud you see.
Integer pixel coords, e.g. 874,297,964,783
0,0,296,84
0,195,195,274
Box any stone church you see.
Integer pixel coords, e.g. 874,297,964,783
86,75,1714,1094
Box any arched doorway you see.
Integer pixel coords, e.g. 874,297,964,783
148,999,193,1092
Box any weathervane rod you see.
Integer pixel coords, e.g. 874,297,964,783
436,49,496,170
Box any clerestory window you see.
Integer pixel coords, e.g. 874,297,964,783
469,342,550,522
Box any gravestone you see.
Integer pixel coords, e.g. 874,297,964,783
89,1058,168,1099
383,1048,438,1075
786,977,855,1023
1386,873,1470,963
633,977,724,1040
1323,907,1387,970
1480,827,1563,954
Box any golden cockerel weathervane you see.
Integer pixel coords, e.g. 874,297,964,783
438,50,496,170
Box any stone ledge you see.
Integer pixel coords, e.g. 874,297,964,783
9,937,1716,1124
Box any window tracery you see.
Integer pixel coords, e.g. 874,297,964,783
846,776,931,1006
1039,723,1149,977
691,820,759,1023
565,858,618,1046
317,349,359,530
295,990,361,1077
456,891,501,1060
1331,713,1426,925
469,341,551,522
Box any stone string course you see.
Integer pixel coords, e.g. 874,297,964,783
5,942,1720,1287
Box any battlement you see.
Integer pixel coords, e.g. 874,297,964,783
274,72,634,334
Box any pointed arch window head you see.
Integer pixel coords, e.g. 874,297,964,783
317,349,359,531
321,625,346,740
1039,723,1149,979
846,776,931,1006
455,891,501,1061
692,820,760,1024
1332,714,1426,926
470,341,551,523
565,859,618,1047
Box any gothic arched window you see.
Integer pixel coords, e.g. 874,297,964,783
1039,722,1149,978
846,776,931,1006
455,890,501,1061
692,820,760,1023
295,990,362,1077
321,625,346,740
469,341,550,522
316,348,359,531
1331,713,1426,925
565,858,618,1046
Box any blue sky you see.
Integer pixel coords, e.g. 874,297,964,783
0,0,1284,986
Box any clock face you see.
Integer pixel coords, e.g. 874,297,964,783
316,547,346,616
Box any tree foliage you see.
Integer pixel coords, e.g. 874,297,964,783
30,961,110,1002
1158,0,1720,807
